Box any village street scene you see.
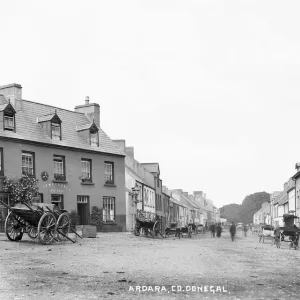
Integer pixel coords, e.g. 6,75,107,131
1,1,300,300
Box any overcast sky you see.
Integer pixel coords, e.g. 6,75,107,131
1,0,300,208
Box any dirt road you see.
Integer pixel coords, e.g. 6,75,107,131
0,230,300,300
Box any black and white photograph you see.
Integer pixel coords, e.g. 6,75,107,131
1,1,300,299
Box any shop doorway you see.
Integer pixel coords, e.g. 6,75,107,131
77,196,90,225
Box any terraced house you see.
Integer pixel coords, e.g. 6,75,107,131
0,83,126,232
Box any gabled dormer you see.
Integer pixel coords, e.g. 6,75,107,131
37,111,62,141
76,121,99,147
0,102,16,132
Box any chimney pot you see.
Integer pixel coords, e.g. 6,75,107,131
85,96,89,105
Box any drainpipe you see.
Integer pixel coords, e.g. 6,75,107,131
292,177,297,224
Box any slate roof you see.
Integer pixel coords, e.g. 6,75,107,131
37,113,57,123
76,123,94,131
141,163,160,175
0,103,7,111
0,99,125,156
169,197,185,207
277,193,288,206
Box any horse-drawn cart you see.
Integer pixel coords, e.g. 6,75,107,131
134,210,164,238
165,222,192,238
275,214,300,250
258,224,274,243
0,199,81,245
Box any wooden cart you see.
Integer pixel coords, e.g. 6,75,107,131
275,214,300,250
0,200,81,245
134,210,164,238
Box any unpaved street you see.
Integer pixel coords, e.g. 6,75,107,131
0,230,300,300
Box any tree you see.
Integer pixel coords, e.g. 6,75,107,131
3,174,39,204
219,191,270,224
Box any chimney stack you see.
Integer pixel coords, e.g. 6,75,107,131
113,140,126,153
74,96,100,127
125,146,134,158
0,83,23,110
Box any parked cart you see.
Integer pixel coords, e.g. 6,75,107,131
258,224,274,243
134,210,164,238
275,214,300,250
165,222,192,238
0,199,82,245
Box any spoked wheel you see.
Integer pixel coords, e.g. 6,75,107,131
27,224,38,239
5,212,24,241
38,212,56,245
153,220,163,238
134,223,141,236
56,212,71,241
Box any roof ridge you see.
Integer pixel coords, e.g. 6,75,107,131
22,99,86,116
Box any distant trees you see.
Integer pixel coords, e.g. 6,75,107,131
220,192,270,224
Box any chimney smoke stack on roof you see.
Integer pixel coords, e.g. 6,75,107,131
85,96,89,105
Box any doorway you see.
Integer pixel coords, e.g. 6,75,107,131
77,196,90,225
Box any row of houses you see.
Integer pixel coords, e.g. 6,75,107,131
0,83,220,232
253,165,300,228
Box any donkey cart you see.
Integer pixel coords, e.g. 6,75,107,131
134,210,164,238
1,200,81,245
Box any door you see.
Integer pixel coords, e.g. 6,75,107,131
77,196,90,225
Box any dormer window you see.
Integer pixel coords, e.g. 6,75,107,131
38,111,62,141
90,130,98,146
76,122,98,146
4,115,14,130
1,103,16,132
51,122,61,140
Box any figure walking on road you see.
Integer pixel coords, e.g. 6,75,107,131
229,222,236,242
216,223,222,238
243,224,248,237
210,223,216,238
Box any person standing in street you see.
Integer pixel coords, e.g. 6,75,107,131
229,222,236,241
243,224,248,237
216,223,222,238
210,223,216,238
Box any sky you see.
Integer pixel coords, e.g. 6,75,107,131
1,0,300,208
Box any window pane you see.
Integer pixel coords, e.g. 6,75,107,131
90,132,98,146
104,163,113,183
22,153,34,175
52,123,61,140
81,160,90,179
103,197,115,221
4,116,14,129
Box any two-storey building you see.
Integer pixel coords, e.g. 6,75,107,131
0,83,126,232
113,141,156,231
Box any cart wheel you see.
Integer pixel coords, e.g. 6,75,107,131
5,212,24,241
153,220,164,238
165,228,170,238
134,224,141,236
56,212,70,241
27,225,38,239
38,212,56,245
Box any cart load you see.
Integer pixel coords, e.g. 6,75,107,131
134,210,164,238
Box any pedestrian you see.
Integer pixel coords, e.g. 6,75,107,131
229,222,236,242
216,223,222,238
210,223,216,238
243,224,248,237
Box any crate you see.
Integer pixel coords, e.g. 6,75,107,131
82,225,97,238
